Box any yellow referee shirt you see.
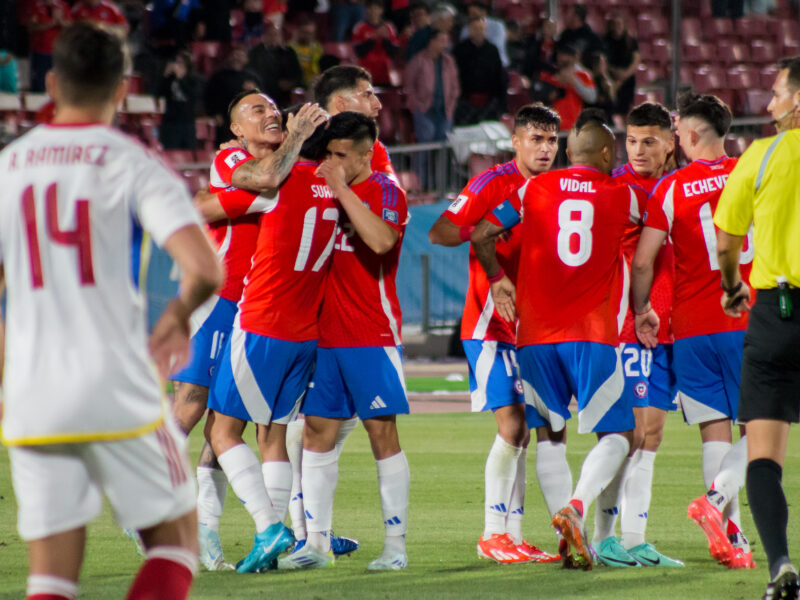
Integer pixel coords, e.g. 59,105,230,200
715,129,800,289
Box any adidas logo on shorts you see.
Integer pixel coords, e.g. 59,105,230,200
370,396,387,410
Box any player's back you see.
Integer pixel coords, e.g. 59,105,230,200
238,161,339,341
645,157,752,338
517,165,635,347
0,124,196,443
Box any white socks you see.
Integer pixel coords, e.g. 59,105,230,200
27,575,78,600
506,448,527,544
572,434,630,513
196,466,228,531
217,444,276,533
702,440,730,489
621,449,656,549
536,440,572,517
593,458,628,543
262,461,292,524
302,448,338,553
377,451,410,553
483,435,522,538
285,419,306,540
335,416,359,457
708,436,748,515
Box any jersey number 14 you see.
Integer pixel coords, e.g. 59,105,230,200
22,183,95,289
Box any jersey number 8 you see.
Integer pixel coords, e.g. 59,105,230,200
22,183,95,289
557,199,594,267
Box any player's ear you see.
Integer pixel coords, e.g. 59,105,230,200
511,133,520,152
230,120,242,138
565,147,572,163
113,77,128,108
333,94,347,113
44,71,58,103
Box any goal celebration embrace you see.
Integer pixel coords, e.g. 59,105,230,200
0,7,799,600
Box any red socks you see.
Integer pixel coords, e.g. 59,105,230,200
569,499,585,517
125,547,197,600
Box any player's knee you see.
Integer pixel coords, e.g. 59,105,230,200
535,424,565,444
498,421,526,447
643,428,664,452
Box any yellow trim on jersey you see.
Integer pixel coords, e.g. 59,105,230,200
0,415,164,447
715,130,800,288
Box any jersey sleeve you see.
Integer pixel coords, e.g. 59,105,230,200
212,148,256,188
371,142,397,180
486,180,527,229
714,141,762,236
134,153,202,246
374,178,408,233
218,187,278,218
643,177,673,233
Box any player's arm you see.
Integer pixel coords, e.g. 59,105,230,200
631,226,667,349
471,218,516,322
150,225,224,379
717,230,750,318
193,189,228,222
230,103,328,193
317,161,399,254
428,215,471,246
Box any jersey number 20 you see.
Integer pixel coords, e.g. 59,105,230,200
22,183,95,289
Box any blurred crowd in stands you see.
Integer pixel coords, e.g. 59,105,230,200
0,0,795,155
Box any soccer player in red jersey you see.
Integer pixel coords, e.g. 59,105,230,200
70,0,127,35
473,115,638,569
428,104,563,564
172,91,327,570
632,93,755,569
591,102,684,567
278,112,411,571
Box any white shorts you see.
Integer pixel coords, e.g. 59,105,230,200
10,416,196,541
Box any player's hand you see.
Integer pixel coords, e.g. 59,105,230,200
490,276,516,322
315,160,347,192
634,308,660,349
218,139,239,151
148,299,192,380
286,103,330,141
721,284,751,318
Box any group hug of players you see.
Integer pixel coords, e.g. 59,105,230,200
178,60,758,577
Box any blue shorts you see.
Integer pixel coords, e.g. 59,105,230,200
208,323,316,425
619,343,678,412
518,342,633,434
303,346,409,419
171,295,237,387
673,331,745,425
463,340,547,429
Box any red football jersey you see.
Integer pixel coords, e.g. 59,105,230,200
206,148,261,302
443,160,526,344
319,172,408,347
372,140,397,181
29,0,70,55
71,0,127,26
512,166,636,347
612,163,674,344
644,157,751,340
220,162,338,341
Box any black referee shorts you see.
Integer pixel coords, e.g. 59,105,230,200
738,288,800,423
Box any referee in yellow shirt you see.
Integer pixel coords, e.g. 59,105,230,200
714,56,800,600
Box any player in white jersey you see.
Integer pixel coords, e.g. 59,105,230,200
0,24,223,600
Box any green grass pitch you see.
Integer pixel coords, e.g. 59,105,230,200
0,411,798,599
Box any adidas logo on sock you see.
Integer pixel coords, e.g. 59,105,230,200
603,507,619,516
305,510,313,520
370,396,387,410
292,493,303,501
510,507,524,516
490,503,508,514
384,516,402,526
706,489,725,509
638,511,648,518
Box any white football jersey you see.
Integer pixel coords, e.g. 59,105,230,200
0,124,201,445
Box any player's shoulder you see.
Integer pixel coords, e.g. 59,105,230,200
649,168,680,198
214,146,254,170
368,171,406,207
466,160,521,194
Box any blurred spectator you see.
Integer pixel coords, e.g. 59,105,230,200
404,29,459,141
28,0,71,93
505,20,526,72
406,2,455,61
459,2,508,68
204,46,262,144
151,0,202,50
263,0,288,29
585,51,616,122
402,1,430,41
242,0,267,47
0,50,18,93
159,50,203,149
70,0,128,35
538,41,596,130
388,0,412,34
559,4,604,67
522,17,556,82
711,0,744,17
453,16,506,125
248,24,303,107
330,0,365,42
199,0,233,42
352,0,400,86
290,16,324,87
603,13,639,117
318,53,342,73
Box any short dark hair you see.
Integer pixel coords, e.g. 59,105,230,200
554,40,578,57
409,1,430,12
365,0,383,8
227,89,271,121
467,1,490,13
777,55,800,90
575,107,611,130
627,102,672,130
514,103,561,132
313,66,373,111
52,23,126,106
325,111,378,149
676,91,732,137
573,4,588,22
282,103,329,160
